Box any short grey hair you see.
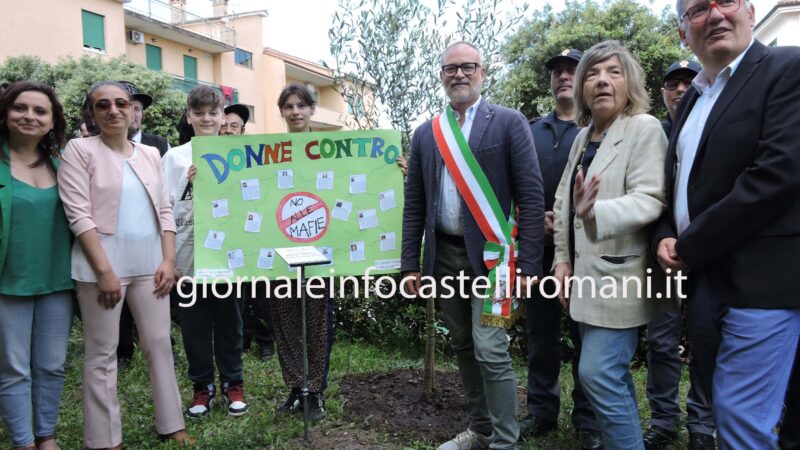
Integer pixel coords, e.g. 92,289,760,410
439,41,484,66
573,40,650,128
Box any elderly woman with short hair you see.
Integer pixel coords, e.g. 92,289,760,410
551,40,673,449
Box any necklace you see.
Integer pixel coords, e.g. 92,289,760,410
575,126,608,174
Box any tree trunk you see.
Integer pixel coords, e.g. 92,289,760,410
423,296,436,397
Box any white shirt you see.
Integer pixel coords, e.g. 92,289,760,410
131,130,142,143
161,142,195,276
71,148,162,281
673,40,753,234
437,96,481,236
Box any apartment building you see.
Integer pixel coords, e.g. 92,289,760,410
0,0,353,133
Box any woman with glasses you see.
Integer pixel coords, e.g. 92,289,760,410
0,82,72,450
551,41,673,449
57,81,193,449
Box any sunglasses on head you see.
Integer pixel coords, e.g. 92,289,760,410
94,98,132,112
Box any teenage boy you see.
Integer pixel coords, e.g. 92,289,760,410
162,86,247,417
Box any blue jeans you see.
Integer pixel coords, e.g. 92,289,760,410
713,307,800,450
0,292,73,447
578,323,644,450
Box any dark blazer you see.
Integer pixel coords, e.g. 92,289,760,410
141,132,169,156
401,99,545,278
653,40,800,309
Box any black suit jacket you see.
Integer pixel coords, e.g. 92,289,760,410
141,132,169,157
401,99,545,278
653,40,800,309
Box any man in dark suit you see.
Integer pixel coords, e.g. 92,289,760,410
129,90,170,156
522,48,602,450
654,0,800,448
402,41,544,450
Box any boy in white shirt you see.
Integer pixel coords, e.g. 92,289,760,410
162,85,247,417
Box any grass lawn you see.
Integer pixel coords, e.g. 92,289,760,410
0,323,692,449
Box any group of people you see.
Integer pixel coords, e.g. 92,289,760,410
0,78,334,449
401,0,799,450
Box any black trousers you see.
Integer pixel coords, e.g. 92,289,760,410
178,282,244,390
242,282,274,350
525,294,598,431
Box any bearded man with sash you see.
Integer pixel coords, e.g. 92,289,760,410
402,41,545,450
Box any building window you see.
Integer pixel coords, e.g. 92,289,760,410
769,38,778,47
146,44,162,71
183,55,198,81
243,104,255,123
82,10,105,51
347,97,364,115
235,48,253,69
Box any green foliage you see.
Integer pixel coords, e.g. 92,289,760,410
499,0,689,119
329,0,528,152
333,274,441,350
0,55,185,144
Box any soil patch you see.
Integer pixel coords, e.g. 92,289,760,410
340,368,527,445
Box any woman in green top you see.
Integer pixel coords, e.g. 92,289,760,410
0,81,72,450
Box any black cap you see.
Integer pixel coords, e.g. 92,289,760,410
117,80,153,109
224,104,249,124
663,59,702,83
545,48,583,70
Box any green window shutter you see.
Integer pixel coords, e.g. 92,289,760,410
183,55,197,81
81,10,105,51
146,45,162,71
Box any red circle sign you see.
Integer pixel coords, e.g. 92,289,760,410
276,192,330,243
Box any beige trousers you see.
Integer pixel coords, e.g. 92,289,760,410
76,275,184,448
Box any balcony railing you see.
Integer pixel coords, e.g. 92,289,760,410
171,75,238,105
124,0,236,46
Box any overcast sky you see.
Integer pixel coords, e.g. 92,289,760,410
185,0,777,64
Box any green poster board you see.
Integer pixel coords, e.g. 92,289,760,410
191,129,404,280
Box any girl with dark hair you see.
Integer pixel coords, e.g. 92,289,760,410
272,82,331,420
0,81,72,450
57,81,193,449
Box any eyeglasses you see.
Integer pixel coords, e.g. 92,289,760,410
94,98,132,112
441,63,480,77
663,77,694,90
681,0,741,24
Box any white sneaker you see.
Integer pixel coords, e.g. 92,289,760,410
437,429,490,450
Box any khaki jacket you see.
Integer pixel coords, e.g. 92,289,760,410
553,114,675,328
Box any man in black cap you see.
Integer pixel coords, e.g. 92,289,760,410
218,104,276,360
220,104,249,136
642,58,703,450
521,48,602,450
659,59,702,137
121,83,170,156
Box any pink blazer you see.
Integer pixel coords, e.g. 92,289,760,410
57,136,176,237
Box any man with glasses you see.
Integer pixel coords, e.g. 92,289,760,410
402,41,544,450
654,0,800,448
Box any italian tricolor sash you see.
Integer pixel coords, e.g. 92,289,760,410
432,105,521,329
